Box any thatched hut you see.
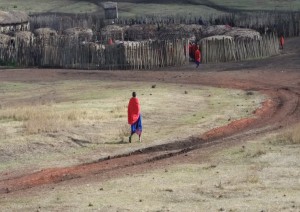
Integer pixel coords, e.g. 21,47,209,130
200,35,233,42
199,25,261,40
34,27,57,38
156,24,201,40
14,31,34,44
100,24,124,43
124,24,157,41
200,25,232,38
63,27,93,42
0,11,29,33
224,27,261,40
0,34,13,47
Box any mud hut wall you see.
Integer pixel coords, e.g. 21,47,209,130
200,34,279,64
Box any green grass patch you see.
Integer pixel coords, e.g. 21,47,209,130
0,0,99,14
118,2,225,18
194,0,300,11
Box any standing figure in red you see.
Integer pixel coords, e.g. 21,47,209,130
128,91,142,143
194,45,201,68
280,35,284,50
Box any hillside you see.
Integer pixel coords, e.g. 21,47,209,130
0,0,299,16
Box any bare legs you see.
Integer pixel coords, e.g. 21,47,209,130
129,133,142,143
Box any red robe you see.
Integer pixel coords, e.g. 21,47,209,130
280,36,284,47
128,97,140,125
195,49,201,62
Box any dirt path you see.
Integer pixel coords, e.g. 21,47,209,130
0,37,299,194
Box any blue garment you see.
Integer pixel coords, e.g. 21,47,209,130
131,115,142,135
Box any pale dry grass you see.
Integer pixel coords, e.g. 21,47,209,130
2,133,300,211
0,80,266,174
0,105,88,134
273,123,300,145
118,123,131,142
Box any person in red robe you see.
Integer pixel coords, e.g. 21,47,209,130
280,35,284,49
194,45,201,68
128,92,142,143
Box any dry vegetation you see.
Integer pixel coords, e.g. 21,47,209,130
3,77,298,212
1,128,299,211
272,123,300,145
0,80,264,173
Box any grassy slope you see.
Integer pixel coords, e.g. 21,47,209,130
1,0,300,15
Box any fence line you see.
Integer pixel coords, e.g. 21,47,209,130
200,34,279,64
0,34,279,69
0,37,189,70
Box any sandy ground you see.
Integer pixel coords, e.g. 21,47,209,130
0,37,299,210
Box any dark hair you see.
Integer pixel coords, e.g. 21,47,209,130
132,92,136,97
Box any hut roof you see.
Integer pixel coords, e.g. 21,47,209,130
0,33,12,45
200,25,232,37
101,25,123,35
63,27,93,36
200,35,233,42
179,24,203,32
63,27,93,41
200,25,261,40
34,28,57,37
125,24,157,33
224,28,261,40
15,31,34,42
0,11,29,25
161,24,202,33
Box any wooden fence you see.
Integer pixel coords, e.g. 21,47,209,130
200,34,279,64
0,36,189,70
0,33,280,69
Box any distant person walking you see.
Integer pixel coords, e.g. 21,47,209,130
280,35,284,49
195,45,201,68
128,92,142,143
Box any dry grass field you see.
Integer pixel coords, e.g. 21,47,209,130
0,79,264,174
1,124,299,211
0,66,299,211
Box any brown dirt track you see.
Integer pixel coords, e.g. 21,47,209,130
0,37,299,195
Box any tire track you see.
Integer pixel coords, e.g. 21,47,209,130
1,83,299,194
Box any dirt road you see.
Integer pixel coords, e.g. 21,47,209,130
0,37,299,194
